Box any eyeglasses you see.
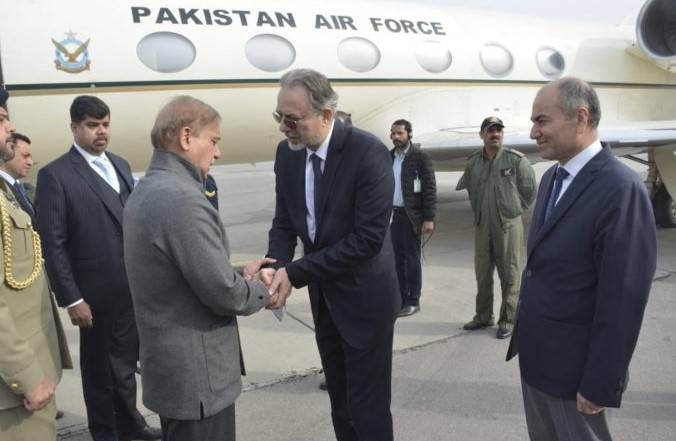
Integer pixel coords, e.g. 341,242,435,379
272,111,311,130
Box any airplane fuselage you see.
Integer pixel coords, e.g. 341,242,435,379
1,0,675,176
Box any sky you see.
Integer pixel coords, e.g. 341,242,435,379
377,0,647,25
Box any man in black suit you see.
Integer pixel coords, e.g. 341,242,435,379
35,96,160,441
507,77,656,440
0,132,36,224
265,69,399,441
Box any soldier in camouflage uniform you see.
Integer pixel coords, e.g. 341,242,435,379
456,117,536,339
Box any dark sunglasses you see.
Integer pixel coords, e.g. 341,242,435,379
272,111,311,130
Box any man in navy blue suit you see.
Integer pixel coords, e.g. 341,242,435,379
265,69,399,441
507,77,656,441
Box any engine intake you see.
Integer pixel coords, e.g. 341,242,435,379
636,0,676,68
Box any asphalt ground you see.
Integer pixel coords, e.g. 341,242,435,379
56,161,676,440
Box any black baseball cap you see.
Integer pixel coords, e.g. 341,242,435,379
480,116,504,131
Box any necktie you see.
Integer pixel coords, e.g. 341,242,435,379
544,166,569,222
13,181,35,219
93,157,116,192
310,153,323,223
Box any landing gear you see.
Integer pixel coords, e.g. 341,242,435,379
627,151,676,229
654,186,676,228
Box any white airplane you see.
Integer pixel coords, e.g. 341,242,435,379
1,0,675,226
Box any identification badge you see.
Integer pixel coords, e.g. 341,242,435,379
501,168,515,177
413,177,421,193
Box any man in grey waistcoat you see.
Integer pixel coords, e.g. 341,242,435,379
123,96,272,441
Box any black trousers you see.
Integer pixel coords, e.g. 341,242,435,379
160,404,236,441
391,208,422,306
316,293,394,441
80,304,146,441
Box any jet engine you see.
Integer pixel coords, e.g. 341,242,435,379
635,0,676,70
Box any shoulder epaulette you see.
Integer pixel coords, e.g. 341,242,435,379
505,148,525,158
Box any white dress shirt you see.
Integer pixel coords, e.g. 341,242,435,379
73,143,121,193
0,170,28,213
0,169,17,186
0,169,31,212
555,139,603,206
305,120,334,242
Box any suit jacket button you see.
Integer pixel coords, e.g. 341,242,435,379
10,382,20,391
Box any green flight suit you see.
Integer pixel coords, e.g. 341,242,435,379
457,147,536,328
0,184,71,441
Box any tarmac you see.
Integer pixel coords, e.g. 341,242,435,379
56,160,676,441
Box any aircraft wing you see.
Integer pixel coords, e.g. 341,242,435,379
418,122,676,171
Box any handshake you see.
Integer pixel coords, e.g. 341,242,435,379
243,257,291,309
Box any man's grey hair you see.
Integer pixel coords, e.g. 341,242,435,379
554,77,601,129
280,69,338,113
151,96,221,150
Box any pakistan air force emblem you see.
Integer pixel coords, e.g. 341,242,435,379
52,31,91,73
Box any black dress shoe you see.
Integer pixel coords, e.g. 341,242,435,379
462,318,495,331
119,425,162,441
397,305,420,317
497,327,513,339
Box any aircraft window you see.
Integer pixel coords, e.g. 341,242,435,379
480,44,513,77
536,47,565,78
245,34,295,72
136,32,196,73
337,37,381,72
415,41,452,73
